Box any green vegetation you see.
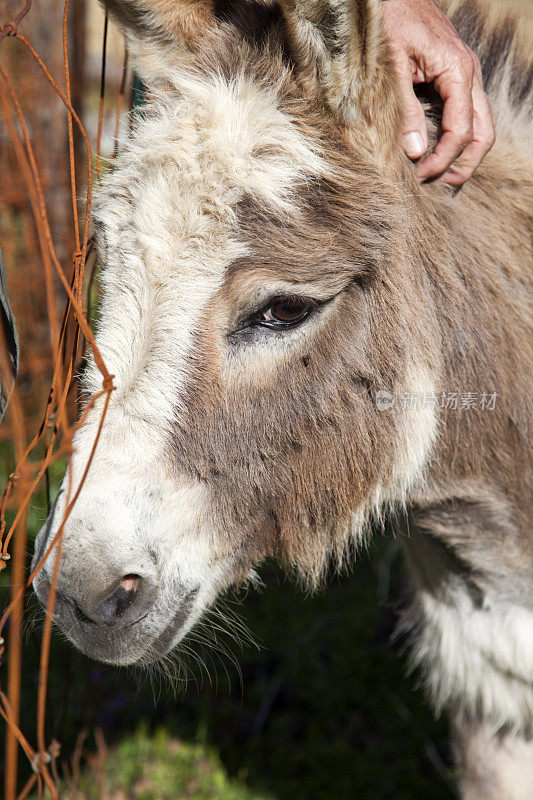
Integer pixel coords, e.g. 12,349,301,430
69,726,274,800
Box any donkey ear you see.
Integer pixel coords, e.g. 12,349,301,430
101,0,216,85
279,0,382,124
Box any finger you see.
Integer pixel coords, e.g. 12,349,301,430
439,140,486,185
417,54,475,180
440,73,495,185
394,54,429,159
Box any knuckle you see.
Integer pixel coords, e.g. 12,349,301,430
453,46,475,79
481,128,496,149
458,167,474,183
446,165,473,185
449,52,464,73
457,125,474,146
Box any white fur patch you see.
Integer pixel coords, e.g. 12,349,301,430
86,66,324,450
81,63,326,516
351,364,439,542
461,729,533,800
407,587,533,733
391,365,439,497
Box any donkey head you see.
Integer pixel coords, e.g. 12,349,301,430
33,0,439,665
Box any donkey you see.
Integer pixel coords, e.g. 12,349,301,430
32,0,532,796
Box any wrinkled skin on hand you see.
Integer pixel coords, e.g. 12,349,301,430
382,0,496,184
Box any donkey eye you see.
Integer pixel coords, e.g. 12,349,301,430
260,297,314,328
232,295,318,336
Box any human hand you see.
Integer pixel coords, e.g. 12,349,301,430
381,0,495,184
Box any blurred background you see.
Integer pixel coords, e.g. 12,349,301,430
0,0,531,798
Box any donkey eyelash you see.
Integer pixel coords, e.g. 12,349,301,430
231,295,320,335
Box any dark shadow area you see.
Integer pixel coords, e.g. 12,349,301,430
2,534,455,799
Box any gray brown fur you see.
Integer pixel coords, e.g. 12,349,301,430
36,1,533,797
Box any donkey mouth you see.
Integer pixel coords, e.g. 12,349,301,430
137,586,200,665
34,576,201,666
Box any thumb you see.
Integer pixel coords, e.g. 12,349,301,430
396,64,428,159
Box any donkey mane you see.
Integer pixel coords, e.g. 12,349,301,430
448,0,533,112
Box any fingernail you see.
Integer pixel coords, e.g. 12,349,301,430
404,131,425,158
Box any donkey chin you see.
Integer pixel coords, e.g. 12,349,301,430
31,469,238,666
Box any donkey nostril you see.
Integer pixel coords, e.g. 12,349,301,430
98,574,142,625
120,574,140,593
